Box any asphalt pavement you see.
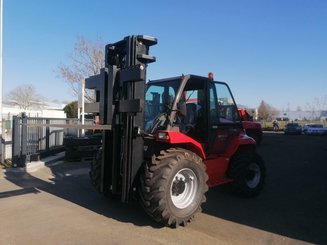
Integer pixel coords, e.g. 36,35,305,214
0,133,326,245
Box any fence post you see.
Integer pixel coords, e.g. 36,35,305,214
12,115,23,167
45,119,50,150
21,113,27,165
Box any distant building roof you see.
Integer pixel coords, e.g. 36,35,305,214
2,103,66,119
276,110,321,121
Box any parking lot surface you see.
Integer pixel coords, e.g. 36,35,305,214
1,133,326,245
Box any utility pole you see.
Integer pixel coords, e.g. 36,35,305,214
81,78,85,136
77,78,85,136
0,0,3,162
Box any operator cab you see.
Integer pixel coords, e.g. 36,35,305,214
145,75,242,155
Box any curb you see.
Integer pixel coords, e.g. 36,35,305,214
262,131,284,134
3,152,65,173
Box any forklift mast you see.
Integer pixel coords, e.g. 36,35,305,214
85,35,157,202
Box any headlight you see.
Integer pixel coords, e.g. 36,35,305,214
157,132,170,140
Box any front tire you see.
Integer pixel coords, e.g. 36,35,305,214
228,153,266,197
139,148,208,227
89,149,102,192
89,148,115,198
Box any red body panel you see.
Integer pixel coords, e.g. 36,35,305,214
238,108,262,134
163,131,206,159
205,155,233,187
205,132,255,187
224,132,255,157
242,121,262,130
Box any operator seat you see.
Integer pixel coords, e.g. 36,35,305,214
180,103,197,133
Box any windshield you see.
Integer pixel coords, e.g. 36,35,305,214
209,82,241,124
144,79,182,133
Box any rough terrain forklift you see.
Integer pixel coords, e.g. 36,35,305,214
86,35,266,227
238,108,263,144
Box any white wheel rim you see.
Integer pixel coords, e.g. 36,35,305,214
170,168,198,209
246,162,261,188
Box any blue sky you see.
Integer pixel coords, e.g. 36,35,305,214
3,0,327,110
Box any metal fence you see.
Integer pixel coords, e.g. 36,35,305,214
12,113,93,167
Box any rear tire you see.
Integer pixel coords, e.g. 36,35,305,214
139,148,208,227
228,153,265,197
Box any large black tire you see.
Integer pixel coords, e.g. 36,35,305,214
89,149,102,192
139,148,208,227
89,148,117,198
227,153,266,197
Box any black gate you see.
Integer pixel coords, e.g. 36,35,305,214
12,113,84,167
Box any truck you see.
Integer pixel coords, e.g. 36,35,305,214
86,35,266,227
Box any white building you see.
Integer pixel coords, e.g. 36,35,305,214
2,101,66,120
1,102,67,161
320,111,327,121
275,110,324,121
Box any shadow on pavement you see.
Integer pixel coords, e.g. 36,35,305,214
3,161,161,229
0,187,40,198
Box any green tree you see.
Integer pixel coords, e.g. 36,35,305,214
63,101,78,118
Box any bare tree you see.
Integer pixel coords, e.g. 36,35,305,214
296,106,302,112
5,84,45,110
305,95,327,120
257,100,277,121
57,37,104,102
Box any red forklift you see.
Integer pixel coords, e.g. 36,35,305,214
238,108,263,144
87,35,265,227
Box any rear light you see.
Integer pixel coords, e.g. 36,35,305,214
158,132,170,140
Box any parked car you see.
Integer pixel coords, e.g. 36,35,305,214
303,124,327,135
284,123,302,135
